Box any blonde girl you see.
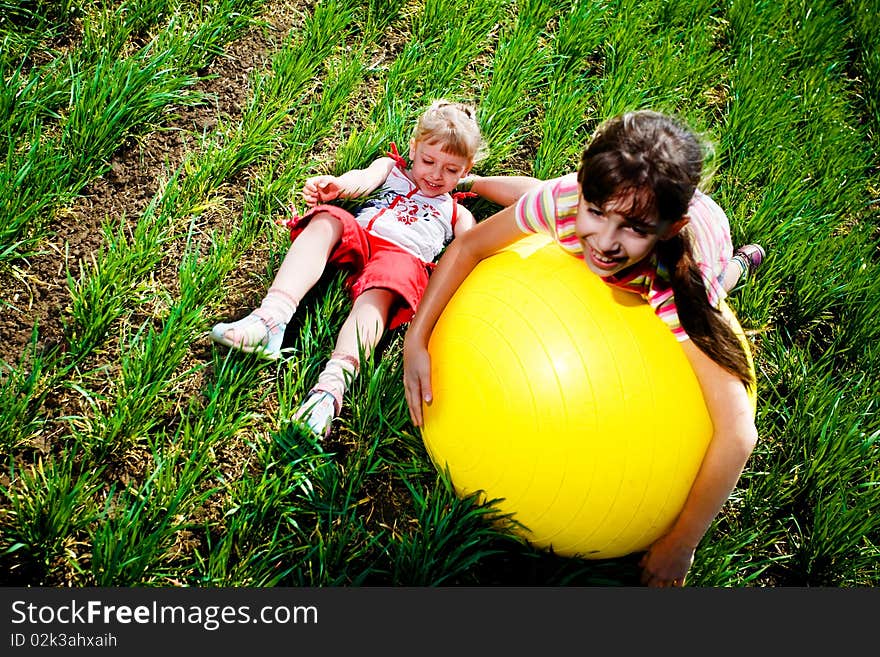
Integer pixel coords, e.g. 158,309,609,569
212,100,484,437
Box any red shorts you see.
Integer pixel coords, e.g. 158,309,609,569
289,204,433,330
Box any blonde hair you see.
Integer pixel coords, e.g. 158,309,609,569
411,100,485,163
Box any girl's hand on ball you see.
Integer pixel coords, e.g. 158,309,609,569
639,534,695,587
403,344,433,427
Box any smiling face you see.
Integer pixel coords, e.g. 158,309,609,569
407,139,472,197
575,189,684,278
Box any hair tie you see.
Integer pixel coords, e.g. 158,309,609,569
386,142,409,169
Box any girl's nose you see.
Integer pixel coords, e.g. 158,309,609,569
595,224,618,253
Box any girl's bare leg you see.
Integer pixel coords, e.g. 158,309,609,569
722,243,766,293
210,213,344,357
295,288,396,436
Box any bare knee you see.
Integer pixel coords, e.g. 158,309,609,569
339,289,396,353
352,288,395,328
301,211,344,243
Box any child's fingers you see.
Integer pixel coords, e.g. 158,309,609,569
314,179,339,202
403,351,433,427
420,372,433,407
417,377,433,428
302,178,333,206
405,383,422,427
303,176,328,194
404,373,424,427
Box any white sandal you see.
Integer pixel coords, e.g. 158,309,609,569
210,309,287,360
293,390,339,438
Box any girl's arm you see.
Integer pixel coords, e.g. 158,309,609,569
453,205,476,238
639,338,759,586
302,157,396,206
403,204,524,426
463,175,543,207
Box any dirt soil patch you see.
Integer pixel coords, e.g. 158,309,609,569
0,6,304,367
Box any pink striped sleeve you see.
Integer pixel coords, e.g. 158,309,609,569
515,180,556,236
649,288,686,341
686,190,734,308
515,174,582,254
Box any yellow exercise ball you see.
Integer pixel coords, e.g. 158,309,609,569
421,233,755,559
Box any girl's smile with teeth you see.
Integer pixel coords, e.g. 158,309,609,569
407,140,471,198
575,193,666,278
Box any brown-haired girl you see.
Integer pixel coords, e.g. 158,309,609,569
403,109,763,587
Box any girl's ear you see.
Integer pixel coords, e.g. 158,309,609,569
662,214,690,239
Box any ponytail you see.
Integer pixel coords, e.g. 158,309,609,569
657,233,754,389
579,110,752,388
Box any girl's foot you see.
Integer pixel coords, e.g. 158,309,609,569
210,309,287,360
293,390,338,438
731,243,765,289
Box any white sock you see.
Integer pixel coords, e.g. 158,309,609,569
312,351,360,413
294,353,359,437
222,287,298,347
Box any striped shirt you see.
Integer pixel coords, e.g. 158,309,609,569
514,173,733,341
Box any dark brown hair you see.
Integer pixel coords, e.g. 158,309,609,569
577,110,753,388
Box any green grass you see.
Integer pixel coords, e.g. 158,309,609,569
1,0,878,587
0,0,258,264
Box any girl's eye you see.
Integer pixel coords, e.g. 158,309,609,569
627,223,652,237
